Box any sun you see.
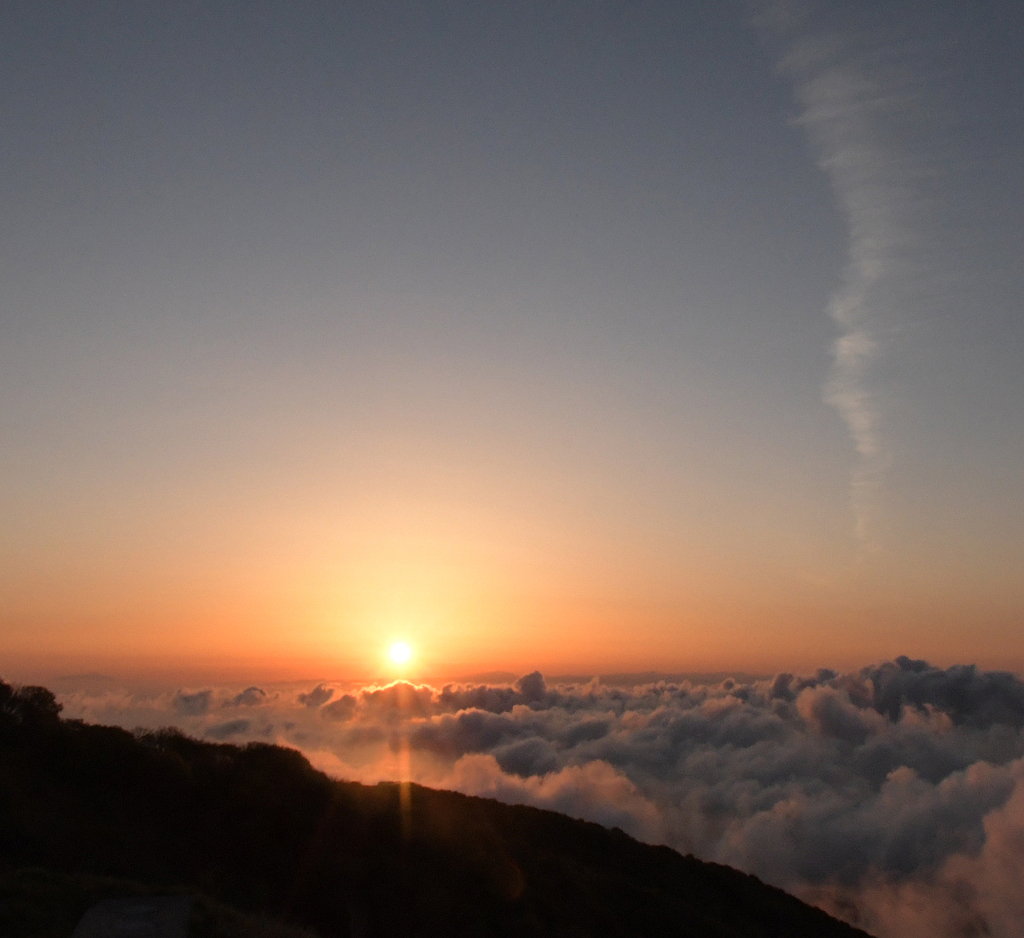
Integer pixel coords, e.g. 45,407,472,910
389,641,413,666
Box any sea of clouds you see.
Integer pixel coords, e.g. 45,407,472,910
53,658,1024,938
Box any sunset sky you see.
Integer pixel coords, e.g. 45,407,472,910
2,0,1022,681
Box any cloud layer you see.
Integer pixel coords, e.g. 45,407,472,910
55,659,1024,938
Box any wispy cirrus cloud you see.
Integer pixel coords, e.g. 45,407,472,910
753,3,943,545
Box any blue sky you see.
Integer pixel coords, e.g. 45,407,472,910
1,1,1022,677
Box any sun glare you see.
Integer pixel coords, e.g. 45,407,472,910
389,641,413,666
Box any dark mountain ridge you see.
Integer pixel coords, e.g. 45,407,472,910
0,678,871,937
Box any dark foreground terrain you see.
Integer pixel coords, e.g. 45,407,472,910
0,679,871,937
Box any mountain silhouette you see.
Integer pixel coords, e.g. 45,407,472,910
0,678,872,937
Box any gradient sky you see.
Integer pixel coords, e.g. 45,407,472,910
2,0,1022,680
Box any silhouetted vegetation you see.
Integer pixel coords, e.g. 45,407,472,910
0,678,872,937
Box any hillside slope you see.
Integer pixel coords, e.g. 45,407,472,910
0,679,871,937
